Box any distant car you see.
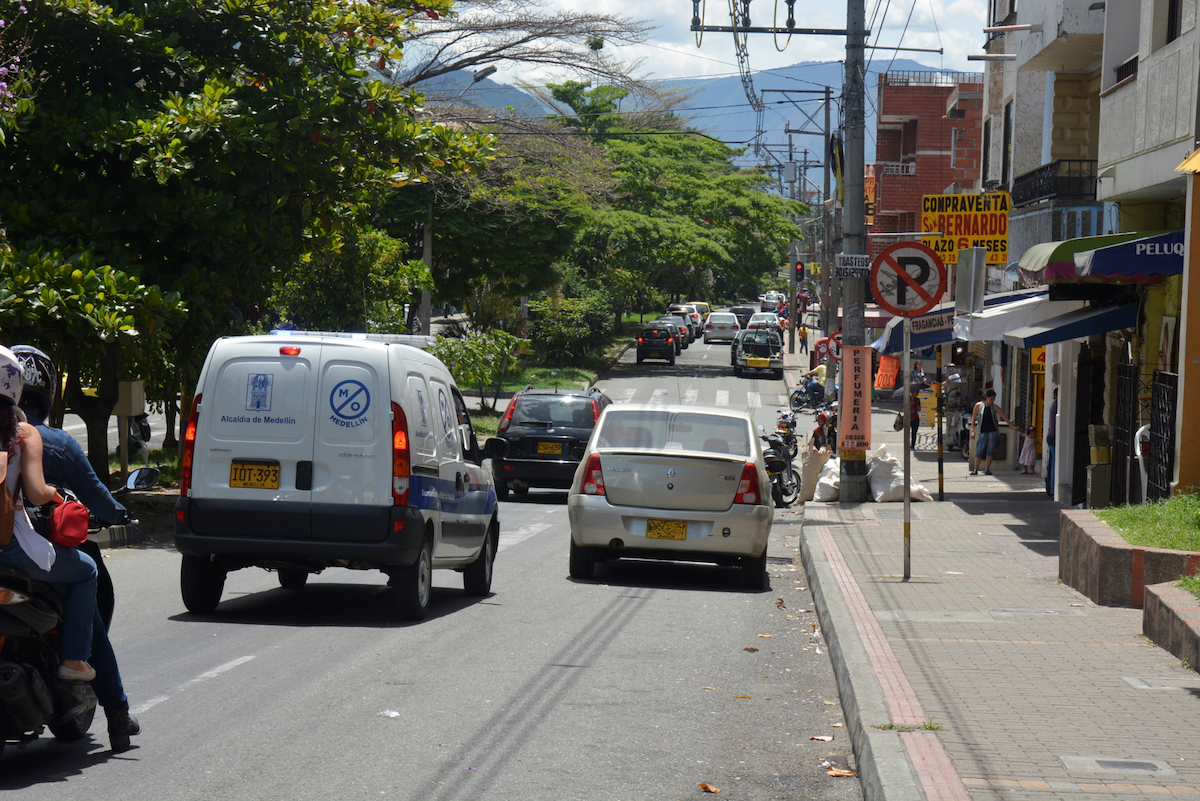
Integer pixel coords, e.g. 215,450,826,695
688,301,711,318
648,319,685,354
656,314,692,347
636,324,677,365
729,329,750,367
734,329,784,379
747,312,781,332
729,305,757,328
667,304,702,337
702,312,740,343
493,387,613,499
567,404,773,589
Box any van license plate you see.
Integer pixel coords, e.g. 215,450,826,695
646,519,687,540
229,461,280,489
537,442,562,455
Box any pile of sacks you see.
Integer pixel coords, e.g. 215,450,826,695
798,444,933,503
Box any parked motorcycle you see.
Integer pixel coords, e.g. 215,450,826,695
775,411,799,460
758,426,800,507
0,568,98,759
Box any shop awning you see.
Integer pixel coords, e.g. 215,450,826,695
1001,303,1138,349
1017,232,1165,284
871,288,1046,354
1073,230,1184,280
1177,150,1200,173
953,295,1085,342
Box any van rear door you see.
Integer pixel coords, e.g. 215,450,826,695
311,342,392,543
190,339,317,538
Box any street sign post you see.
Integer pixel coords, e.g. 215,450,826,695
869,242,947,582
834,253,871,279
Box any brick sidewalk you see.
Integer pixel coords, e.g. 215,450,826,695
800,412,1200,799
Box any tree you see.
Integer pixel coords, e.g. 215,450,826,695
0,0,491,443
385,0,650,91
0,244,185,476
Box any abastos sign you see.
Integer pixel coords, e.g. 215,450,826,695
921,192,1010,266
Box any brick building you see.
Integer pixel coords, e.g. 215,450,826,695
868,71,985,261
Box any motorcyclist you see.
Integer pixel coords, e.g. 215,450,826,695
13,346,141,753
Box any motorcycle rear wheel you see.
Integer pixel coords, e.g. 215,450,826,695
789,391,804,412
777,465,801,507
50,702,96,742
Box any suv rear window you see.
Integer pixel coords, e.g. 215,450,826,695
642,327,670,341
512,395,597,428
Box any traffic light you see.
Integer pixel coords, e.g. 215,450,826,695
794,261,805,284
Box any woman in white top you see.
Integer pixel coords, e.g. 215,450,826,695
0,346,98,682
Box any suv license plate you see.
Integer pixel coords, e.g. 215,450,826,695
647,519,687,540
537,442,563,455
230,460,281,489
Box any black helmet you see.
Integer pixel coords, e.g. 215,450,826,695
13,346,56,422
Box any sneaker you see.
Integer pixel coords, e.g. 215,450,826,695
57,663,96,682
969,471,979,476
985,470,993,475
107,710,141,753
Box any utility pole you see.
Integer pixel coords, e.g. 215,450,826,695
840,0,869,503
822,85,832,365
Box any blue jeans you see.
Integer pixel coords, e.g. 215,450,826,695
0,541,96,661
90,607,127,711
975,431,999,459
1045,444,1055,496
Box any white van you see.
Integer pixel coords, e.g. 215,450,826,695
174,332,502,620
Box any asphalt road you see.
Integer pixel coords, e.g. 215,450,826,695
3,337,862,800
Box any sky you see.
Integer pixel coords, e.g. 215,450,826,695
496,0,989,87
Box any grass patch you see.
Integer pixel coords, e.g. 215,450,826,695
107,448,180,488
470,406,504,439
1179,574,1200,601
1094,494,1200,552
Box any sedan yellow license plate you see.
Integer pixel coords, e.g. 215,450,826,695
647,519,687,540
649,351,662,358
748,357,770,368
229,461,280,489
537,441,563,455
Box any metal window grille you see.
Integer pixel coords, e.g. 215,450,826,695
1145,371,1178,502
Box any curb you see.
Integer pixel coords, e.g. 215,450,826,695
800,509,924,801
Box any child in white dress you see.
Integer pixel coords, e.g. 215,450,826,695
1019,425,1038,474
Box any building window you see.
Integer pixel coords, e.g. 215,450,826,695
1153,0,1183,50
991,0,1017,26
1002,102,1013,188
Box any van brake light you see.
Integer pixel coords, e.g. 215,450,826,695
279,346,301,356
180,393,202,498
392,402,410,505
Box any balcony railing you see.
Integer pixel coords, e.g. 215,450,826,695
1010,160,1097,206
1115,56,1138,83
880,162,917,176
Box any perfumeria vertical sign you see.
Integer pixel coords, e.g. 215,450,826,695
921,191,1010,265
838,346,873,451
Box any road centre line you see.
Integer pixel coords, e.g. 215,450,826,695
498,524,551,552
131,655,257,715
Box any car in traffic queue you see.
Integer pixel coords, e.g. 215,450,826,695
747,312,782,332
729,329,750,367
566,404,773,590
733,328,784,379
688,301,711,318
648,319,686,355
636,324,677,365
667,304,702,338
702,312,740,343
492,387,613,499
729,305,757,329
656,314,693,347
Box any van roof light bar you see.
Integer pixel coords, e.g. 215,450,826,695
269,329,436,350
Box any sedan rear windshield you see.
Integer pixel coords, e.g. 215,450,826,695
513,396,597,428
598,411,751,456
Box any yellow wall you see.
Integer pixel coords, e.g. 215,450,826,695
1175,174,1200,494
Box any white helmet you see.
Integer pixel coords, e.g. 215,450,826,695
0,346,23,406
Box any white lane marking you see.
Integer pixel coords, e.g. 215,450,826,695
715,390,730,407
683,387,698,404
616,388,637,404
702,353,708,360
130,655,257,714
649,389,668,404
499,524,551,552
746,392,761,409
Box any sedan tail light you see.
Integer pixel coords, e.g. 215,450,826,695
733,462,759,505
581,453,605,495
637,336,644,344
497,396,517,434
705,323,714,330
591,398,602,423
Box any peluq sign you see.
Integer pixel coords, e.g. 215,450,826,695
921,192,1010,265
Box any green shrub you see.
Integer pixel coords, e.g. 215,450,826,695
527,296,613,364
1095,494,1200,552
430,329,528,411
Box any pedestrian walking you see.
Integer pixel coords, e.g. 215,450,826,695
909,390,921,449
970,389,1011,475
1019,425,1038,473
798,324,809,354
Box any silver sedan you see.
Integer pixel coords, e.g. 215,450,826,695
566,404,774,589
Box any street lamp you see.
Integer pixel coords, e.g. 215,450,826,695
453,65,498,102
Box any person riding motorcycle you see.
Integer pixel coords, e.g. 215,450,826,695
13,346,141,753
